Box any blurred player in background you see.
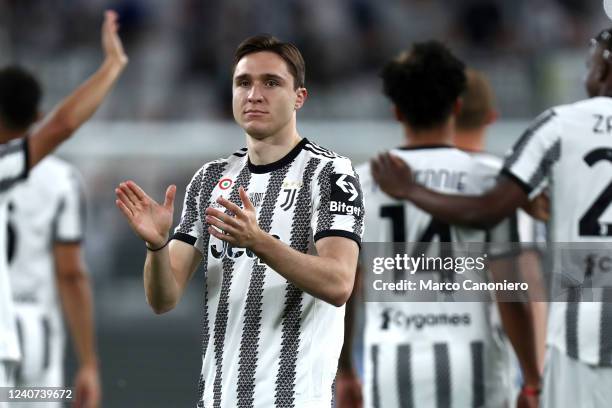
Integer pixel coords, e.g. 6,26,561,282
371,27,612,408
116,35,363,407
0,10,126,407
337,42,540,408
0,67,100,407
456,69,548,372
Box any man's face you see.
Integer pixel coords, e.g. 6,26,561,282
585,41,605,98
232,51,306,139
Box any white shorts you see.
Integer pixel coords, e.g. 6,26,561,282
13,304,64,388
541,346,612,408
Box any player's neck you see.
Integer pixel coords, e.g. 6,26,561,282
454,130,486,152
246,123,301,166
403,122,454,148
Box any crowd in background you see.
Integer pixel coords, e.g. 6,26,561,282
0,0,607,120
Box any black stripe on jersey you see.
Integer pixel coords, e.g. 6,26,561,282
303,145,341,160
42,317,51,369
471,341,485,408
177,164,213,235
51,174,87,243
212,163,252,408
599,289,612,365
275,157,320,407
434,343,451,408
71,169,87,241
237,165,291,406
23,136,30,180
315,161,335,234
331,376,337,407
189,162,228,406
0,138,28,191
371,344,381,408
305,142,341,158
15,317,24,382
0,136,28,156
527,139,561,190
352,167,364,238
0,174,25,193
232,147,248,157
503,109,556,170
565,288,581,360
196,372,205,408
397,344,414,408
248,138,308,174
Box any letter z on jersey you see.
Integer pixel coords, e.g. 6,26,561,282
329,174,363,216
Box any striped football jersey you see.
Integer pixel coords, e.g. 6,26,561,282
502,97,612,366
0,137,29,363
7,156,85,384
358,146,517,408
173,138,364,407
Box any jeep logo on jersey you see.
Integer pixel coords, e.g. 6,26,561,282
329,174,362,216
218,178,233,190
211,234,281,264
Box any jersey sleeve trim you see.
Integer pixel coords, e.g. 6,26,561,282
22,135,30,180
172,232,197,246
499,168,532,195
314,229,361,249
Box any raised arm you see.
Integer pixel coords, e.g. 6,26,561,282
116,181,202,314
28,10,127,168
371,152,528,229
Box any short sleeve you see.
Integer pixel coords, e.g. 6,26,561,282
53,168,86,243
312,158,364,248
173,167,207,255
502,109,560,198
0,137,29,198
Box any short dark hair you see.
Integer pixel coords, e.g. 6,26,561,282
232,34,305,89
0,66,42,131
381,41,466,130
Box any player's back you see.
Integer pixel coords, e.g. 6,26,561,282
8,156,83,311
6,156,84,387
542,97,612,243
359,146,488,243
358,146,513,408
504,97,612,366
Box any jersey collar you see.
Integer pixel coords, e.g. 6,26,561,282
247,138,309,174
